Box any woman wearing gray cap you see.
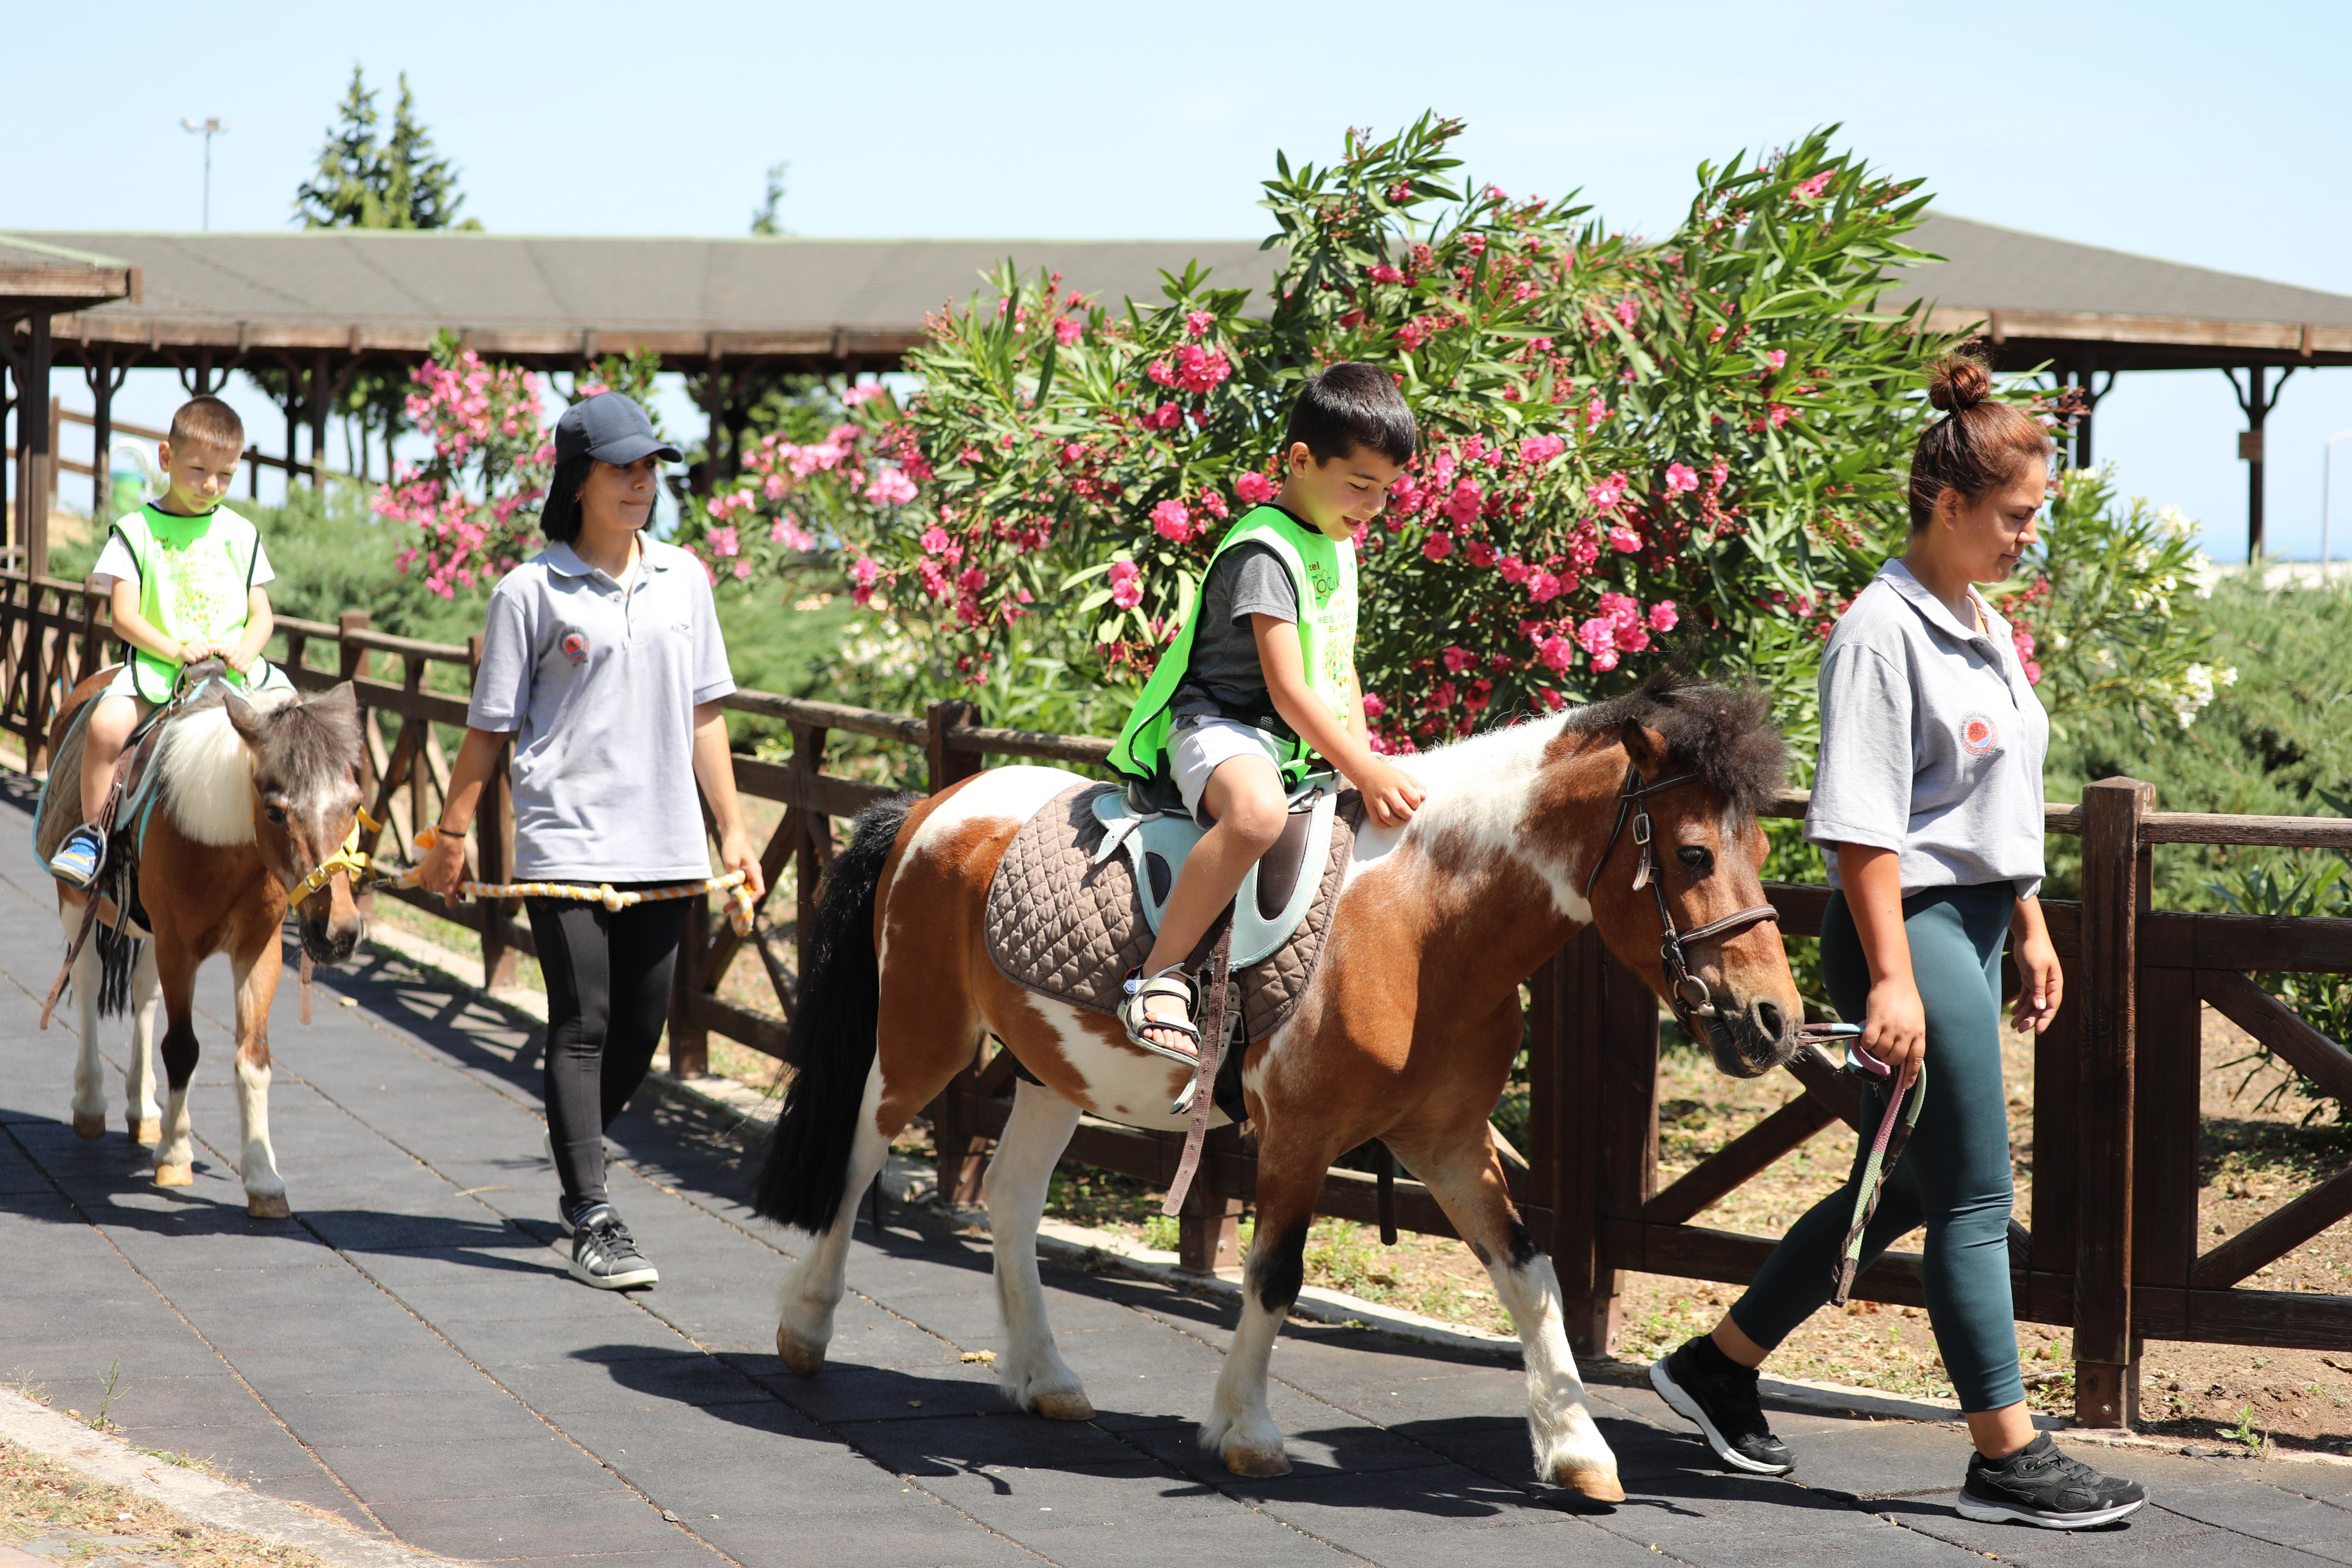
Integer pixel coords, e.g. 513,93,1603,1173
421,391,763,1290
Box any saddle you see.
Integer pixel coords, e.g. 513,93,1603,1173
983,778,1358,1108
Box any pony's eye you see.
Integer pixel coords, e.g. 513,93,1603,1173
265,804,288,826
1677,845,1713,874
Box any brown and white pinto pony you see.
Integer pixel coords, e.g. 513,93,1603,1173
51,667,368,1217
754,679,1801,1502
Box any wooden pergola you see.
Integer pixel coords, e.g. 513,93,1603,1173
1887,215,2352,557
1,237,137,578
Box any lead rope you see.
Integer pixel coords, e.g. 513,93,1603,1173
1831,1041,1927,1306
374,826,758,936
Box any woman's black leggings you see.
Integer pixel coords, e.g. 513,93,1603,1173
526,893,685,1211
1728,881,2026,1413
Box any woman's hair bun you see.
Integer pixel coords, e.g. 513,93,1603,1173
1927,351,1993,413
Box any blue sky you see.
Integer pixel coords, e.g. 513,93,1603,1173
6,0,2349,560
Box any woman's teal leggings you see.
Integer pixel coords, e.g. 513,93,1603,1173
1728,881,2025,1413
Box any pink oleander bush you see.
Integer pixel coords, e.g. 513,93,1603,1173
373,336,554,598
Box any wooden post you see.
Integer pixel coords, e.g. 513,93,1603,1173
1179,1124,1247,1275
2074,776,2151,1428
667,890,711,1078
19,312,51,589
310,348,331,487
924,700,988,1205
463,632,520,992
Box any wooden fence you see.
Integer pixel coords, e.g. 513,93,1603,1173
5,568,2349,1430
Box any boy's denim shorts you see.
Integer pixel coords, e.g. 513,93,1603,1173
101,657,294,707
1169,714,1286,825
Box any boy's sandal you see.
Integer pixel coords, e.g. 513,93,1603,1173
1119,968,1201,1065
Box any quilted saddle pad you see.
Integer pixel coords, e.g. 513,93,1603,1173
984,782,1355,1044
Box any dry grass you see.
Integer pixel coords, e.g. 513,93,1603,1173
0,1439,337,1568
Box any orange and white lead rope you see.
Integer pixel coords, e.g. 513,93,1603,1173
384,826,758,937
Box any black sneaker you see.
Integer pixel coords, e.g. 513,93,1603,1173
558,1195,600,1237
568,1204,658,1290
1650,1334,1794,1474
1956,1432,2146,1528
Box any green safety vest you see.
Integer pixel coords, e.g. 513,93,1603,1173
1108,504,1357,787
111,504,263,704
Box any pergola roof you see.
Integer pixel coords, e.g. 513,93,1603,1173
1884,215,2352,370
1,230,1274,370
0,236,137,317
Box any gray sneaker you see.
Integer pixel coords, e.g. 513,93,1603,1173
568,1204,657,1290
1956,1433,2147,1528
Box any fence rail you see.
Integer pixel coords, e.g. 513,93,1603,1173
4,568,2346,1428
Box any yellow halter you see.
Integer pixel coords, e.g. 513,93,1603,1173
287,807,381,902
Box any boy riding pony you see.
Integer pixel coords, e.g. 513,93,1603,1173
1109,362,1425,1060
50,396,291,889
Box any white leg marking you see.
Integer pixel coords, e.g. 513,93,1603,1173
1201,1264,1293,1476
155,1077,195,1183
775,1056,892,1376
62,907,106,1133
235,1054,288,1214
984,1079,1090,1418
1490,1250,1622,1498
124,945,161,1137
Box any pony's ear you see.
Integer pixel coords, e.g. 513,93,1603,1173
1619,719,1668,778
312,681,360,722
224,691,267,746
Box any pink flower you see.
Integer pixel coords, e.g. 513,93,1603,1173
1768,403,1793,429
708,526,740,559
1587,472,1629,512
1615,298,1639,328
1235,470,1275,505
1764,349,1787,371
732,560,753,580
1536,636,1574,672
771,516,814,549
1185,309,1215,337
1497,554,1532,584
1444,480,1483,526
1597,593,1640,629
1174,345,1231,394
1199,488,1228,521
1108,559,1143,609
1585,395,1612,427
1465,540,1498,568
1367,264,1404,285
1054,317,1082,346
1664,462,1699,494
1442,646,1476,675
920,526,953,555
1361,692,1386,719
1145,402,1182,430
1576,616,1620,671
1151,499,1193,542
1608,525,1643,553
1519,433,1567,466
850,556,882,589
864,467,918,506
1527,571,1566,603
1147,357,1176,387
1792,171,1832,203
842,382,887,406
1422,534,1454,562
1647,600,1679,633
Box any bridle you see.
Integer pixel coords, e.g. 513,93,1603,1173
285,806,380,903
1583,764,1779,1034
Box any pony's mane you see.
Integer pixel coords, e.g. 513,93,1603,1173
156,687,361,848
1563,668,1787,819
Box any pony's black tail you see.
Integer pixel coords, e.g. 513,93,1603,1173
753,793,916,1235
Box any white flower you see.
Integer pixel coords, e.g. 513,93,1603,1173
2186,553,2220,598
2156,504,2196,540
2171,663,2219,728
2091,646,2117,673
2050,630,2071,651
2218,665,2239,687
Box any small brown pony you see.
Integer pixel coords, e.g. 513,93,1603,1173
49,665,368,1217
754,677,1803,1503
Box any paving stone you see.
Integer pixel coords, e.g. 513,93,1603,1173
307,1434,619,1505
448,1310,699,1368
266,1388,558,1449
910,1458,1370,1566
367,1489,682,1560
118,1421,336,1483
225,1344,497,1398
492,1351,772,1414
244,1471,381,1532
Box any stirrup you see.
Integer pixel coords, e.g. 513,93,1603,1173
1119,966,1201,1065
48,825,107,890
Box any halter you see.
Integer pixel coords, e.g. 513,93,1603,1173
1583,764,1779,1034
286,807,382,902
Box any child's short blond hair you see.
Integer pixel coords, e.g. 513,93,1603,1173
167,396,245,455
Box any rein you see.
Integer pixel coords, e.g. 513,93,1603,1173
1582,764,1779,1038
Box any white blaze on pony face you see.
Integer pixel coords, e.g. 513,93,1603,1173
1340,714,1591,924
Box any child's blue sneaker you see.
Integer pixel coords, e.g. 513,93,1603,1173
47,825,105,889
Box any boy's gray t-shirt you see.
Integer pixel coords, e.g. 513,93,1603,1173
1804,558,2049,899
1171,543,1299,733
466,539,735,882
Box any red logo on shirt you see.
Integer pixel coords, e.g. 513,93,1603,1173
560,631,588,663
1960,713,1999,756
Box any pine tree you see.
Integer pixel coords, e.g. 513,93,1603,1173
751,161,789,236
382,74,475,231
293,65,382,229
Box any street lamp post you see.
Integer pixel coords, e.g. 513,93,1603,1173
179,117,231,230
2326,427,2352,583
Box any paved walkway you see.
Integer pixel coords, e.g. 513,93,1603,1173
1,777,2347,1568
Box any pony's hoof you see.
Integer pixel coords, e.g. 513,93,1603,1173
1221,1444,1292,1478
1555,1466,1625,1504
154,1163,193,1187
776,1324,826,1378
72,1113,106,1141
126,1116,160,1146
246,1193,292,1220
1030,1391,1095,1421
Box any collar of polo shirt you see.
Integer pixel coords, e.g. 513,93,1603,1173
1879,558,1996,648
543,539,675,585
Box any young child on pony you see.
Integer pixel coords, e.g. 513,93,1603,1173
1107,362,1425,1060
50,396,291,889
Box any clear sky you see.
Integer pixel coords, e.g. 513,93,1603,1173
6,0,2349,560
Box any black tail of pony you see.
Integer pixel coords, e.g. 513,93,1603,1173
752,793,916,1236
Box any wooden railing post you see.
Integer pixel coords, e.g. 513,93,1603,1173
1180,1123,1247,1275
2074,776,2151,1427
924,700,988,1205
464,632,520,993
667,889,711,1078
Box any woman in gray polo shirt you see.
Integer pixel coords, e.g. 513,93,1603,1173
420,392,763,1291
1649,355,2147,1528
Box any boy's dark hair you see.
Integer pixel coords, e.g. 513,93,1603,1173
1283,362,1415,466
537,454,596,545
168,396,244,454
